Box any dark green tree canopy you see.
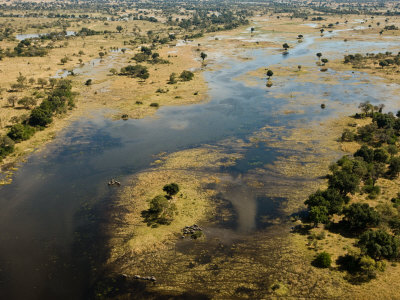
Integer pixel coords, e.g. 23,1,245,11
163,183,180,197
358,230,399,260
342,203,380,232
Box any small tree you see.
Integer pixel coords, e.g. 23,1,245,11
168,72,177,84
99,52,105,59
163,183,180,198
16,73,26,86
266,70,274,79
144,195,176,225
49,78,57,89
116,25,123,33
18,96,37,109
321,58,329,65
60,57,68,65
200,52,207,61
109,68,117,75
379,60,389,68
316,53,322,60
37,78,47,88
7,95,17,107
282,43,290,51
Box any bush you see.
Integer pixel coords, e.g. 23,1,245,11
313,252,332,268
180,70,194,81
337,253,385,283
149,102,159,108
7,124,35,142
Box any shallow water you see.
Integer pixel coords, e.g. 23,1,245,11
15,31,75,41
1,31,399,299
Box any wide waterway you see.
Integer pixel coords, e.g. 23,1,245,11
1,30,399,299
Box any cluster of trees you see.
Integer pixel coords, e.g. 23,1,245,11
343,101,400,149
0,79,75,160
304,103,400,281
344,52,400,69
168,70,194,84
132,46,168,64
174,11,249,32
4,39,49,58
119,64,149,80
141,183,180,226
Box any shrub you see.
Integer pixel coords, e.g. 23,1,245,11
7,124,35,142
149,102,159,108
337,253,385,283
313,252,331,268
